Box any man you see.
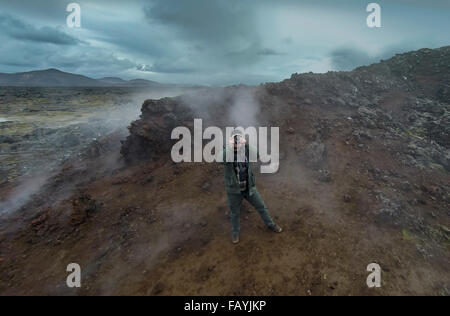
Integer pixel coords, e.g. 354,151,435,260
219,129,282,244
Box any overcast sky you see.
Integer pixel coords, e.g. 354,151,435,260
0,0,449,85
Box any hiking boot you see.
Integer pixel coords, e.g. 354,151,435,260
232,233,240,244
269,224,283,233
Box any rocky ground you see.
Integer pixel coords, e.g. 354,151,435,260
0,47,449,295
0,86,193,185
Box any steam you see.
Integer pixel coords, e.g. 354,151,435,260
179,87,228,120
0,86,196,217
90,87,191,134
0,173,50,216
228,86,261,127
0,84,265,216
179,85,262,128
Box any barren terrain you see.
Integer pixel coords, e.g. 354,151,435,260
0,47,449,296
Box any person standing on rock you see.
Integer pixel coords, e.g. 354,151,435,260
218,129,282,244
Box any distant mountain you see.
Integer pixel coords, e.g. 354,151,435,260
0,69,102,87
0,69,167,87
127,79,162,87
98,77,128,85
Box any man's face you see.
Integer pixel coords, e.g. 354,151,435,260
231,134,245,151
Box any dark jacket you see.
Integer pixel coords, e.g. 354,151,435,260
218,145,258,195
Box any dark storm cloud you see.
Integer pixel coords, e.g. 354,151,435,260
137,63,196,74
330,44,421,71
257,49,283,56
0,30,138,79
0,0,449,84
143,0,270,68
144,0,254,43
330,48,374,70
0,13,80,45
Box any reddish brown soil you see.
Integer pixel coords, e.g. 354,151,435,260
0,102,448,296
1,47,450,296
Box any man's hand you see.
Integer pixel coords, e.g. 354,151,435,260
229,135,246,148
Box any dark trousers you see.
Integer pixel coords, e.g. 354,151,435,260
226,189,275,235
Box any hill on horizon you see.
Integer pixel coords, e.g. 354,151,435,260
0,68,167,87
